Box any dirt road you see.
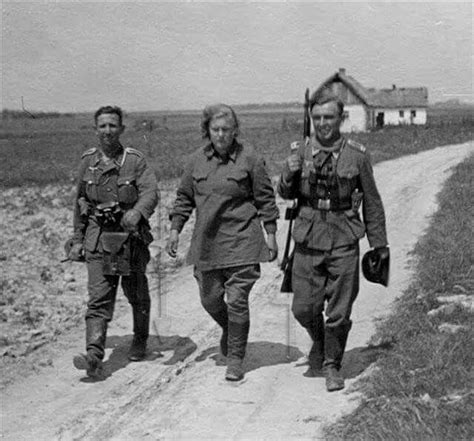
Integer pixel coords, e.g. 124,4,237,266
2,142,472,441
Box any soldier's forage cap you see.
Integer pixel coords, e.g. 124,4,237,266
362,249,390,287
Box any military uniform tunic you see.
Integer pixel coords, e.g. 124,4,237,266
72,146,159,326
170,141,279,271
278,137,387,251
278,136,388,369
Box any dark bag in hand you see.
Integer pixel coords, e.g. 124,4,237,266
100,232,131,276
280,250,294,293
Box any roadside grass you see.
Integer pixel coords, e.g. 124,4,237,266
1,106,473,187
324,154,474,441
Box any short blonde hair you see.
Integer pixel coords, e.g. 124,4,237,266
200,104,240,139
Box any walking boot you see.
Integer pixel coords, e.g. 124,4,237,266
225,357,244,381
128,307,150,361
225,320,249,381
323,323,352,391
73,353,103,378
209,308,229,356
324,365,344,392
73,317,107,377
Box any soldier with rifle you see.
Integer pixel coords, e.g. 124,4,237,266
66,105,159,378
278,91,389,392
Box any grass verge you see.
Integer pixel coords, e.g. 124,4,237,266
324,153,474,441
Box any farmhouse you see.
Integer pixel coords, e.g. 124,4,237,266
313,68,428,132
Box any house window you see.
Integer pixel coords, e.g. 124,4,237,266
411,110,416,118
399,110,404,118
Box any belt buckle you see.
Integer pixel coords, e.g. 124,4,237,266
317,199,331,210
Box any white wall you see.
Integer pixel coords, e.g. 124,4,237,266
378,108,427,126
341,104,367,132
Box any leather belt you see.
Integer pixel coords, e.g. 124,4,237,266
300,198,351,212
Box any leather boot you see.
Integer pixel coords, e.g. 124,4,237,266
225,321,249,381
73,317,107,377
209,308,229,356
128,307,150,361
324,322,352,370
323,323,352,391
225,357,244,381
324,365,344,392
73,353,103,378
306,314,325,375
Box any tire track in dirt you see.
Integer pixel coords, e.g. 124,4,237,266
2,142,472,441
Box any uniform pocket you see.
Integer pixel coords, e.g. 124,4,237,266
337,171,359,201
192,171,210,195
117,176,138,204
83,169,99,201
226,170,250,196
292,207,314,244
343,211,365,240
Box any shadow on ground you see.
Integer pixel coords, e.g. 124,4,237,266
79,334,197,382
195,341,304,372
340,342,392,379
194,340,392,380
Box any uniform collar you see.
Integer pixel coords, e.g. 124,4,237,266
311,136,345,156
97,144,125,171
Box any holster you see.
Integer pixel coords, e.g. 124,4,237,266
100,232,131,276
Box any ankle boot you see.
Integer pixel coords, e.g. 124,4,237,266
128,307,150,361
209,308,229,356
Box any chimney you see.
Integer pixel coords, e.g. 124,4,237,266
339,68,346,75
392,84,396,90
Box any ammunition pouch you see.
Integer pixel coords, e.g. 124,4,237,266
100,232,131,276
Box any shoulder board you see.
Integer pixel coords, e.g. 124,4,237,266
125,147,144,157
346,139,366,153
81,147,97,158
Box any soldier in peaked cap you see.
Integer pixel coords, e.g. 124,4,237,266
278,93,389,392
67,105,159,378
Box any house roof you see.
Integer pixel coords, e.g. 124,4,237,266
313,69,428,108
367,87,428,108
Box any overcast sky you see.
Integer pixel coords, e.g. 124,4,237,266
2,1,472,112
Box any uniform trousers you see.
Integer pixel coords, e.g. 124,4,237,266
84,238,151,360
291,243,359,369
194,264,260,360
